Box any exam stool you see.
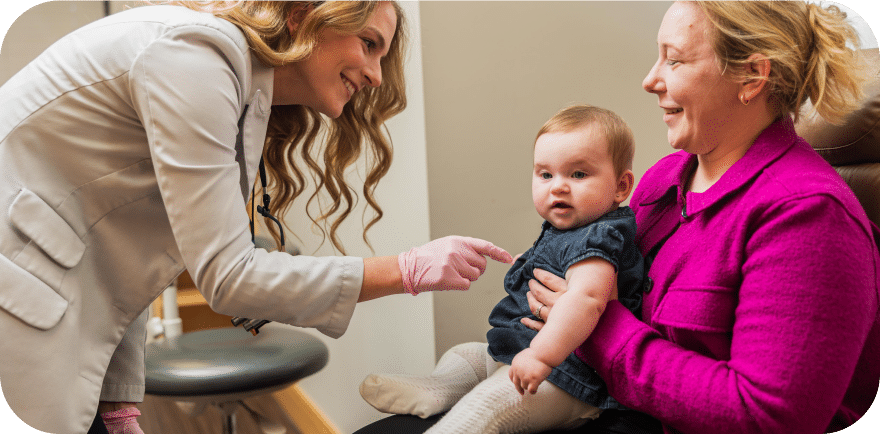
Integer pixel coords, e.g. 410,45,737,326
144,324,328,434
144,237,329,434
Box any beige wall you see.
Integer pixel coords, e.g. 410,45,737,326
419,1,674,357
1,1,103,84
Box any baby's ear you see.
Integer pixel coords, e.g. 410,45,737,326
615,170,634,204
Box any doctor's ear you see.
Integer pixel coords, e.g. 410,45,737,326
286,3,315,34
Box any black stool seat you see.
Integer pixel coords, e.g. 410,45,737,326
145,326,328,398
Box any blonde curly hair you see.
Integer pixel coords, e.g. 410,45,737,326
172,1,408,254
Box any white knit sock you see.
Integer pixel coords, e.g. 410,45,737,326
424,365,602,434
360,342,500,418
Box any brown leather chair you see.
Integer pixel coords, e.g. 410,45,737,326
795,48,880,227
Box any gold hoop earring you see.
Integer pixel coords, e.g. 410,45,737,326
740,94,750,106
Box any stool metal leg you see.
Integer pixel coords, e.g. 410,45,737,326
218,402,239,434
241,401,289,434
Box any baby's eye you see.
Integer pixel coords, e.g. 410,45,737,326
572,171,587,179
541,172,552,180
665,59,679,66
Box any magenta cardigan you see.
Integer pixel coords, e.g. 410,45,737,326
575,118,880,433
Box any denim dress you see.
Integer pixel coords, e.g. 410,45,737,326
487,206,644,409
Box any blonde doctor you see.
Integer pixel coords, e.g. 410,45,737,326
0,2,512,433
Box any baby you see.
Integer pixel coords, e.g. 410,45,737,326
360,105,646,433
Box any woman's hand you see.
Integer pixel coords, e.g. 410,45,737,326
521,268,568,331
398,236,513,295
509,347,553,395
521,268,619,331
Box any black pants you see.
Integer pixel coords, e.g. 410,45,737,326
87,412,110,434
353,409,663,434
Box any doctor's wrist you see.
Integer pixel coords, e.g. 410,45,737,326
98,401,138,413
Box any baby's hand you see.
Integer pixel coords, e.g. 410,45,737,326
509,348,553,395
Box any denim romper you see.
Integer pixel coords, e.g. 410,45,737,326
487,206,645,409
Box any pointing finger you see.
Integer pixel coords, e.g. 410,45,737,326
461,237,514,264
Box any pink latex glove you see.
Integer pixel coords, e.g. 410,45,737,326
398,236,513,295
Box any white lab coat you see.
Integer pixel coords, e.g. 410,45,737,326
0,6,362,433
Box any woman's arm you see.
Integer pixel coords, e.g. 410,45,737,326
509,257,616,394
360,256,403,302
577,196,877,433
131,25,371,338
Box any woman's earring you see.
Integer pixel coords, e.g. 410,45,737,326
740,94,750,106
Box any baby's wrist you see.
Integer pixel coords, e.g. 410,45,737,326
524,347,556,368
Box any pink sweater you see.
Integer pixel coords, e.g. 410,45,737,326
576,118,880,433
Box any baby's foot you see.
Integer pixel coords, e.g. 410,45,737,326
359,342,498,418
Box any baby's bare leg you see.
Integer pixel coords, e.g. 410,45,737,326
425,364,602,434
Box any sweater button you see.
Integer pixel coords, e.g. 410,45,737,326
644,277,654,293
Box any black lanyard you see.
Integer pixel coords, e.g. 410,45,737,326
250,157,285,249
235,157,282,335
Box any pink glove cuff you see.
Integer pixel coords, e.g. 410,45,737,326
101,407,143,432
398,250,419,296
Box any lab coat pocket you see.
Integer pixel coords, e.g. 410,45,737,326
9,188,85,269
2,188,80,330
652,286,736,333
0,253,68,330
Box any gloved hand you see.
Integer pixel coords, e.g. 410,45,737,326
398,236,514,295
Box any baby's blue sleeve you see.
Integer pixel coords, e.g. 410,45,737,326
555,222,626,275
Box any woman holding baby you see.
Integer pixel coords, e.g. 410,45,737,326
531,2,880,433
360,1,880,433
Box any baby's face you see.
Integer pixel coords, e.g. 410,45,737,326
532,125,622,230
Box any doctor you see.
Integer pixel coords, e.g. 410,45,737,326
0,2,512,433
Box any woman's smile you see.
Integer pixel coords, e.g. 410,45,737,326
662,106,683,123
342,74,357,99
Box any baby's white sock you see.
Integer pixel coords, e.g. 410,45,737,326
424,365,602,434
360,342,500,418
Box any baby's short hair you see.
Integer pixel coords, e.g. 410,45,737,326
536,105,635,176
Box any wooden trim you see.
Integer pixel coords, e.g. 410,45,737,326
272,384,342,434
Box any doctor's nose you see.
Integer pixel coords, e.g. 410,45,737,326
364,59,383,88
